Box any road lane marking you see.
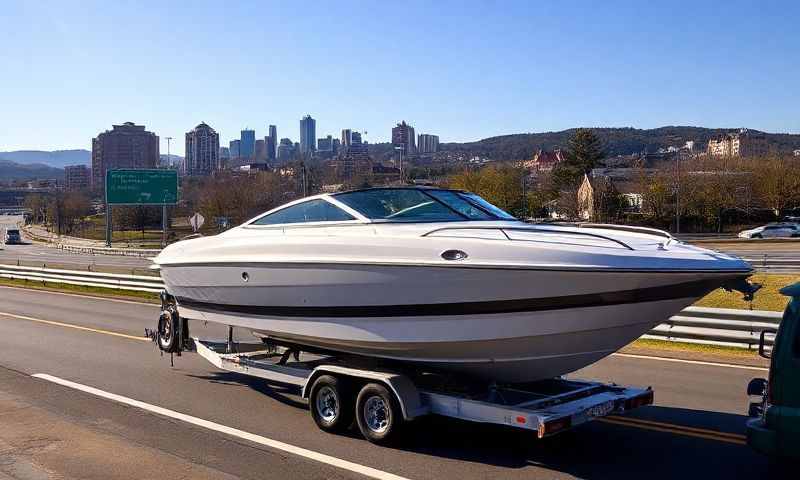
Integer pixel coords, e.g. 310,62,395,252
31,373,412,480
598,416,746,446
605,415,746,441
0,311,148,342
0,284,158,306
612,352,769,372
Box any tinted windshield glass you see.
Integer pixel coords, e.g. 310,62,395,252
426,190,493,220
459,193,517,220
7,230,19,235
334,189,464,221
251,199,354,225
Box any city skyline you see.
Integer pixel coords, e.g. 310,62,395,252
2,1,799,156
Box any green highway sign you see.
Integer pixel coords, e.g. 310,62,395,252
106,169,178,205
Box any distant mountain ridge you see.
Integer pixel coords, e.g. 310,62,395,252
0,159,64,180
438,127,800,162
0,150,183,169
0,149,90,168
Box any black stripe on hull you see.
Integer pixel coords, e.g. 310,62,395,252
175,277,744,318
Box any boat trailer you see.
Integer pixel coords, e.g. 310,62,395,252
147,295,654,444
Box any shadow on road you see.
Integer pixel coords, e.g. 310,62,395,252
189,370,793,478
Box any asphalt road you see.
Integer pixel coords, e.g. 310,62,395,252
0,286,793,479
0,215,152,273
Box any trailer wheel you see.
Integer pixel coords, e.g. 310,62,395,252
309,375,353,433
157,309,179,353
355,383,402,445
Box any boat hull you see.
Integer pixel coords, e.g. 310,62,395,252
162,263,747,382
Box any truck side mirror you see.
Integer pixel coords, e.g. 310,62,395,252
747,377,767,396
758,329,777,359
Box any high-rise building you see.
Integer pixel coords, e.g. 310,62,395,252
219,147,231,169
240,129,256,159
255,139,267,162
184,122,220,176
391,121,416,155
267,125,277,161
333,131,371,179
91,122,159,192
341,129,352,147
229,140,241,159
317,135,334,152
351,131,362,144
417,134,440,154
299,115,316,154
277,138,295,163
64,164,90,191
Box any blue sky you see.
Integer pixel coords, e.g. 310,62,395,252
1,0,798,156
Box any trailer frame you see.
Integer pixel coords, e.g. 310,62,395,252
186,337,654,442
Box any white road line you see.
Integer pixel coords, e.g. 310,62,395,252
612,352,769,371
32,373,412,480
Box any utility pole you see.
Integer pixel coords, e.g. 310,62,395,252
675,152,680,234
162,137,172,247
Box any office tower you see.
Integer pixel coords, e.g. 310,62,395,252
184,122,220,176
229,140,241,159
255,139,267,162
417,134,440,154
91,122,159,192
299,115,316,153
317,135,334,152
341,129,352,147
277,138,295,163
64,165,90,191
267,125,277,161
391,121,416,155
240,129,256,159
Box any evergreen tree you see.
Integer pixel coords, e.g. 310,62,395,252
552,128,605,190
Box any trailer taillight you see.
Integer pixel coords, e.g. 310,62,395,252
624,390,654,411
539,416,572,437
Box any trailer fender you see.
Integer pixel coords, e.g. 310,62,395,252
302,366,428,420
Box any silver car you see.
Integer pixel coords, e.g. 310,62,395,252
3,228,22,244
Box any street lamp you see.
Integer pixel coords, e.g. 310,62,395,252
394,145,405,184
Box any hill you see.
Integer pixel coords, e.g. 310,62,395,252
0,159,64,180
0,149,90,168
0,150,183,169
439,127,800,162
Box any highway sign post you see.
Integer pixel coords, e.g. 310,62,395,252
105,169,178,247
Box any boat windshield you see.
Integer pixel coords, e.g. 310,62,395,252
333,188,517,222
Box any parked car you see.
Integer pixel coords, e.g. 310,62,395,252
3,228,22,245
738,223,800,239
746,282,800,462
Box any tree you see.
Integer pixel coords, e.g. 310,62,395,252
449,163,526,216
551,128,605,191
752,154,800,218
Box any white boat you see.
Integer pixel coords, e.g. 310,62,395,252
154,187,754,382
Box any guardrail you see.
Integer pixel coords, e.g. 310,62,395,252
0,264,163,293
55,244,161,258
0,265,784,349
646,306,781,349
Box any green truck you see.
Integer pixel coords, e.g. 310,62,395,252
747,282,800,462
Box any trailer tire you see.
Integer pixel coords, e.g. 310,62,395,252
355,383,403,445
309,375,353,433
157,309,180,353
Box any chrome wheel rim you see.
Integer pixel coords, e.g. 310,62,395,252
158,312,173,345
364,396,389,433
315,386,338,423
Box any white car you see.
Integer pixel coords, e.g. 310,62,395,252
739,223,800,239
